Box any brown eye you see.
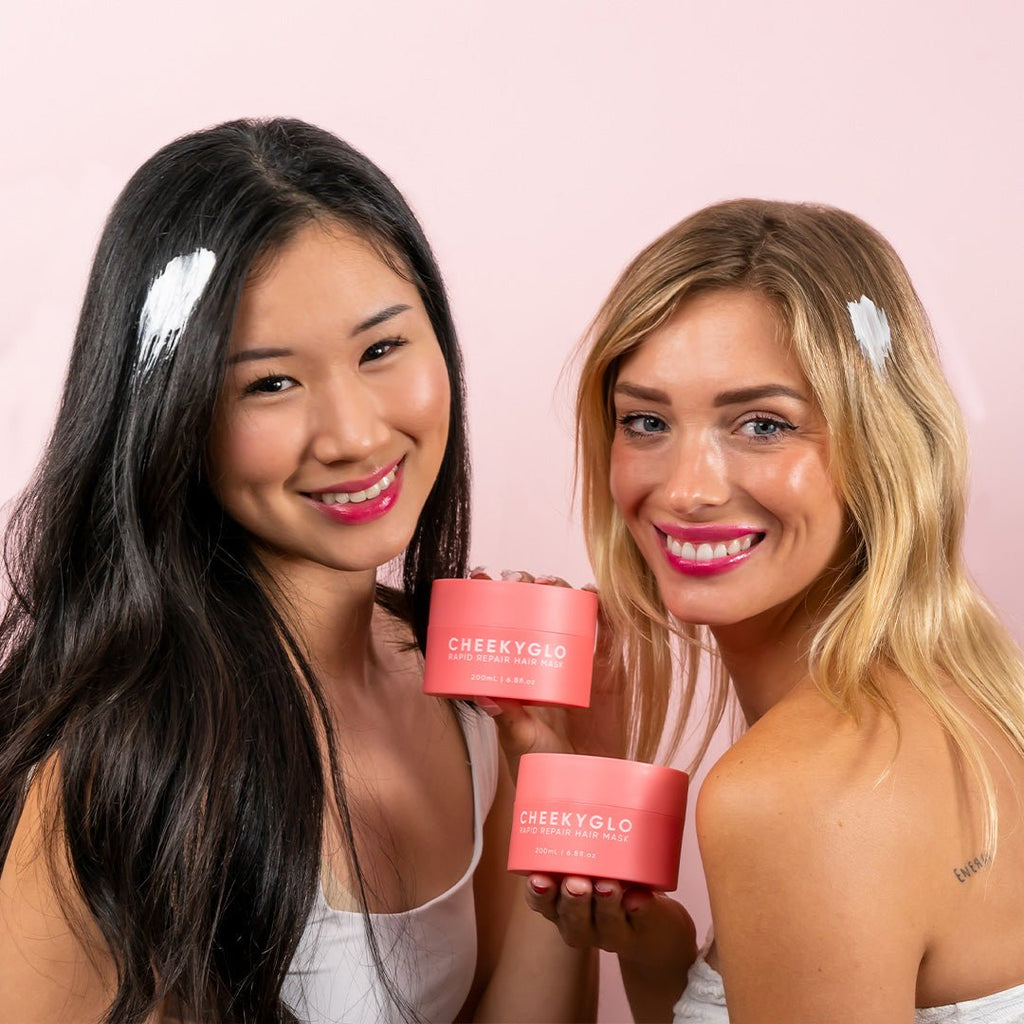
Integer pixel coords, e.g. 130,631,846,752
244,375,296,395
360,337,408,364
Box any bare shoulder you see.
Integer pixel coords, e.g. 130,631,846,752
0,758,114,1022
698,673,950,858
695,675,949,1020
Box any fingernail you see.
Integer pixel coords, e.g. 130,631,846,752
533,574,556,584
529,878,550,895
595,881,614,897
500,570,524,582
623,889,649,913
476,698,503,717
469,565,490,578
565,879,588,897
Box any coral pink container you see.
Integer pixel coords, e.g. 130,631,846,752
508,753,689,890
423,579,598,707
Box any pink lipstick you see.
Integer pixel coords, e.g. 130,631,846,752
304,458,403,525
656,522,764,577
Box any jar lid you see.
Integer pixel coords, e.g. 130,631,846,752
516,753,688,819
428,578,598,638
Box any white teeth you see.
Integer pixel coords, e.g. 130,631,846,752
315,467,398,505
666,532,760,562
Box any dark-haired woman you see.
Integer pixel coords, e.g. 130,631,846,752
0,118,594,1023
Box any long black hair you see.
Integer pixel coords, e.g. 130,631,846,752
0,117,470,1022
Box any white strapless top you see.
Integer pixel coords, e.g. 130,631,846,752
282,710,499,1023
674,951,1024,1023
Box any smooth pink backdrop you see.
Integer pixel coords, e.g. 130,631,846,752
2,2,1021,1019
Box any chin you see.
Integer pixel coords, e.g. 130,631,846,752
667,609,736,629
659,590,757,629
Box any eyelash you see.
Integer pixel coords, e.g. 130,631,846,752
738,414,797,443
239,337,410,396
616,412,797,443
243,374,295,396
617,413,667,439
361,336,408,363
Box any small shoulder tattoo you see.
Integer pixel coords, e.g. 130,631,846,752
953,851,992,884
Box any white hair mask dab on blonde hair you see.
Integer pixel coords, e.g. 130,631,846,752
137,248,217,374
847,294,892,374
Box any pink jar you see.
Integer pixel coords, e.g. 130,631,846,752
423,579,598,707
507,752,689,890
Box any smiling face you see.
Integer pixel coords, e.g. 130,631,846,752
609,288,849,631
207,219,450,580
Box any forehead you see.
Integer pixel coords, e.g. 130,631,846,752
616,289,806,390
231,220,421,345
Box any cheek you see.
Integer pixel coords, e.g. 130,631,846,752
394,352,451,448
755,451,844,533
207,409,292,497
609,442,653,518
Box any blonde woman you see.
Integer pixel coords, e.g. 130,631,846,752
521,200,1024,1022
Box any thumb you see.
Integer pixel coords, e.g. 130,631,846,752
476,699,547,781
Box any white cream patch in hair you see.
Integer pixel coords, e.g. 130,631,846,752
137,248,217,373
847,294,891,374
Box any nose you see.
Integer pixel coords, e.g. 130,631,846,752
307,373,390,465
664,431,730,514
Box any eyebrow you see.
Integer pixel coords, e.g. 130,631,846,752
351,303,411,336
614,382,671,403
227,304,414,364
713,384,808,407
613,381,809,406
228,347,292,365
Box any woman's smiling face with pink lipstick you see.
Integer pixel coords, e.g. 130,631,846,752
207,219,450,576
609,288,847,628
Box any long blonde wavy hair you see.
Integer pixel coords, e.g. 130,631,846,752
577,199,1024,848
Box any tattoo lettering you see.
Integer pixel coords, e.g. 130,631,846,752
953,851,992,883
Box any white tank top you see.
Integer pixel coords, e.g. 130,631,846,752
282,710,499,1023
674,950,1024,1023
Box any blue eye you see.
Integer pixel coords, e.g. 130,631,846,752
618,413,667,438
740,415,795,441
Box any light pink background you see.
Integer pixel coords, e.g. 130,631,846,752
2,2,1021,1019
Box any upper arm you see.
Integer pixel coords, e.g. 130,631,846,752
696,746,924,1023
458,745,519,1021
0,760,114,1024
